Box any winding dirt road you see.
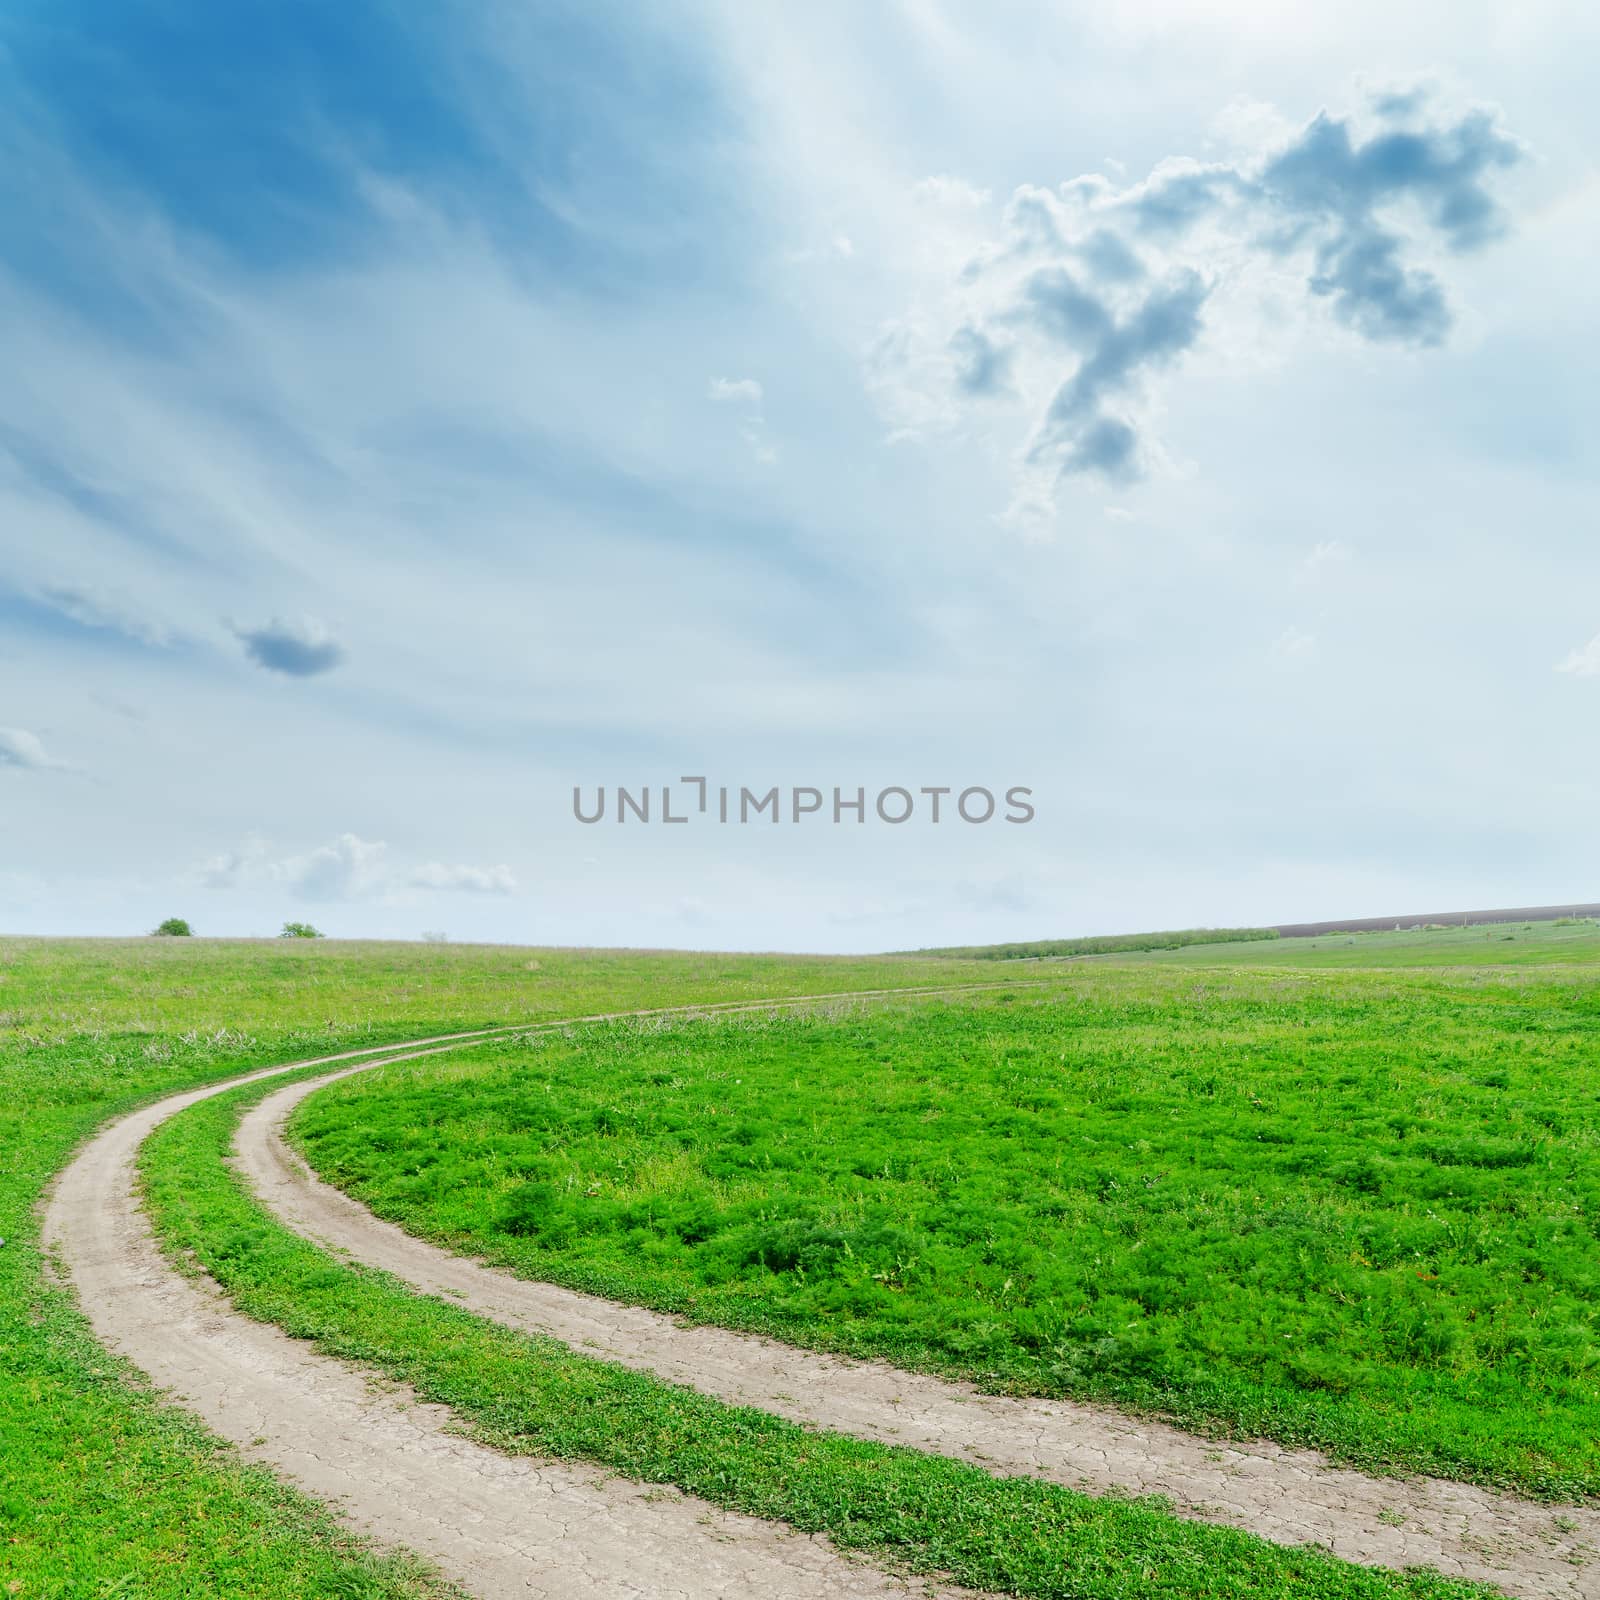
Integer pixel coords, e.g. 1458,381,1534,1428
39,1007,1013,1600
41,999,1600,1599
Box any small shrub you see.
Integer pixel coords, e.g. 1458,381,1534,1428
151,917,193,937
279,921,325,940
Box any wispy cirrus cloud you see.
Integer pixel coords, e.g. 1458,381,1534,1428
1298,540,1355,584
0,726,71,771
36,584,171,645
1556,637,1600,679
708,374,776,464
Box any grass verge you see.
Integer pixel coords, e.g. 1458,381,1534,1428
140,1066,1497,1600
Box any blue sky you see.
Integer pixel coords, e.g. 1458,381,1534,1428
3,1,1598,949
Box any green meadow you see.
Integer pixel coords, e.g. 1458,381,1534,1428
295,945,1600,1500
0,937,1001,1596
5,926,1597,1595
139,1060,1484,1600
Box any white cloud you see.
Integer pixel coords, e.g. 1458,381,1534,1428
1271,624,1317,663
708,376,764,406
275,833,389,900
1210,95,1297,156
36,584,171,645
1298,539,1354,583
870,85,1524,525
912,174,992,209
1556,636,1600,678
408,861,518,894
0,727,70,771
784,234,856,264
195,834,517,901
707,376,776,463
199,835,268,889
194,832,386,900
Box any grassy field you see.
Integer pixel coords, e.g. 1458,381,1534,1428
138,1059,1487,1600
293,950,1600,1500
0,936,1005,1597
7,928,1598,1595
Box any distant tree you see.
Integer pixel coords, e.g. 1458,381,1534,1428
420,929,449,944
279,921,325,939
151,917,193,937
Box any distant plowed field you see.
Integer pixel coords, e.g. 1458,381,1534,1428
1275,905,1600,937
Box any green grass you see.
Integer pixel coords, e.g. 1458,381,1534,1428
293,960,1600,1501
139,1065,1493,1600
11,928,1599,1592
0,935,1005,1596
